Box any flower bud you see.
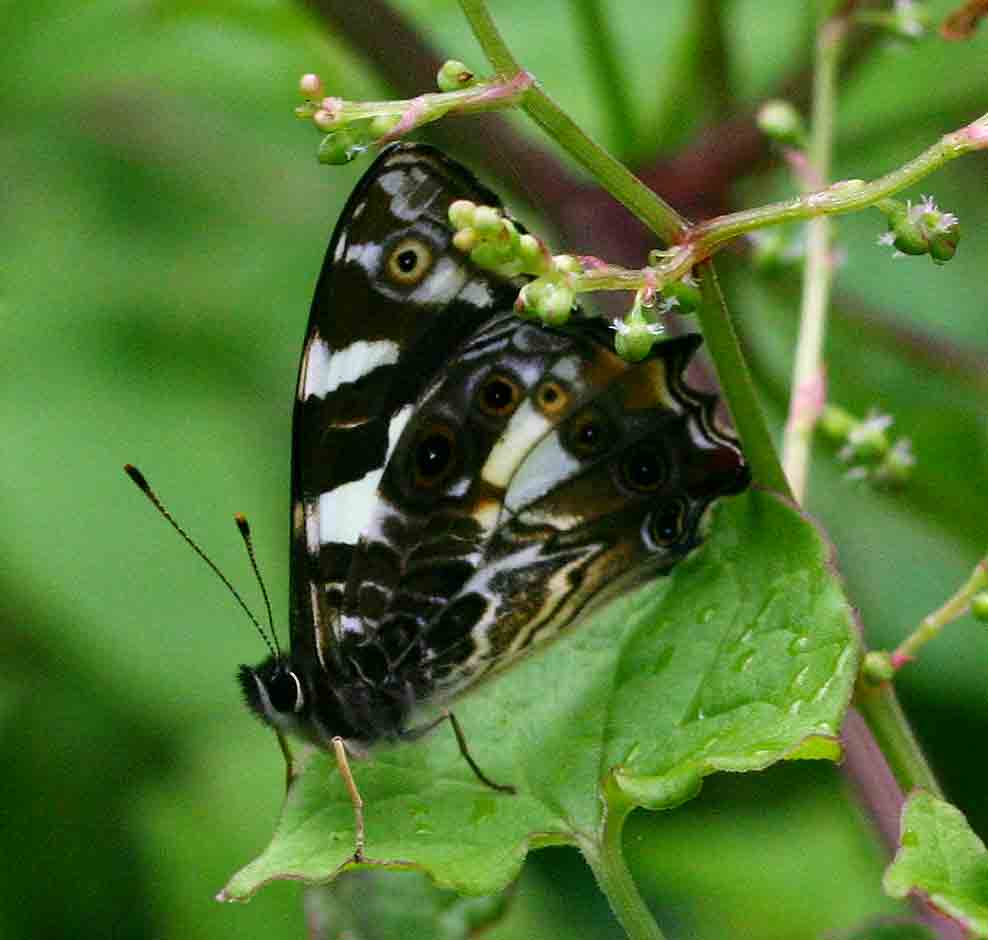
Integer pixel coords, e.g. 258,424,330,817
662,277,701,314
517,279,574,325
448,199,477,230
552,254,582,275
878,196,960,263
437,59,476,92
971,592,988,623
841,411,893,463
318,129,366,165
612,308,663,362
861,650,895,684
452,228,477,254
929,225,960,264
299,74,324,98
875,439,915,486
890,220,929,256
518,233,549,274
818,405,856,443
470,242,504,270
472,205,503,237
847,426,890,462
757,100,808,149
313,109,341,131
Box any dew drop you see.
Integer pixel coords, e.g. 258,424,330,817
789,635,811,654
792,665,811,688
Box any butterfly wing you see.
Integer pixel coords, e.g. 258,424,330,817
329,297,747,708
290,144,525,676
411,325,749,700
331,312,630,672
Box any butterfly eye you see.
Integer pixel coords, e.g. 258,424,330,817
268,669,304,714
534,379,568,417
648,500,687,546
619,444,667,493
477,372,522,418
386,238,433,286
413,424,456,488
564,407,612,459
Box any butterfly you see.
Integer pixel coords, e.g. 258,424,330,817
130,143,749,862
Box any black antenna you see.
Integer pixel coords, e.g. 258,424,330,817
234,513,281,658
123,464,279,661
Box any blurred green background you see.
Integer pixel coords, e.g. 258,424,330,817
2,1,985,937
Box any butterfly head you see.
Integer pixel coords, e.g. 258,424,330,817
238,654,368,748
239,656,328,741
239,653,406,747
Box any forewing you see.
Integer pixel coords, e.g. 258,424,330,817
290,144,522,671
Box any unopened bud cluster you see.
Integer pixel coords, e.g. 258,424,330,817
610,273,700,361
860,650,896,685
436,59,476,92
819,405,915,486
611,292,665,361
297,61,482,166
448,199,579,324
877,196,960,264
295,75,399,165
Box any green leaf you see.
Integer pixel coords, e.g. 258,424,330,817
300,870,510,939
222,491,859,900
884,790,988,936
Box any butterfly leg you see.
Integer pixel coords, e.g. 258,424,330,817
403,710,516,795
331,736,367,862
275,729,301,790
445,711,517,795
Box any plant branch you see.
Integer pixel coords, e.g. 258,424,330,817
690,111,988,252
696,263,793,497
584,783,667,940
456,107,988,309
780,15,844,501
891,555,988,669
458,0,687,245
455,0,521,76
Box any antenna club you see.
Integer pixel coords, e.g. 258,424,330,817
124,464,151,492
125,466,278,659
235,513,250,533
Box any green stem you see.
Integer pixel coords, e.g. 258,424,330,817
521,88,686,245
855,681,942,796
697,262,792,496
892,556,988,667
690,110,988,253
513,105,986,300
582,790,666,940
458,0,686,245
780,15,843,501
456,0,522,76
